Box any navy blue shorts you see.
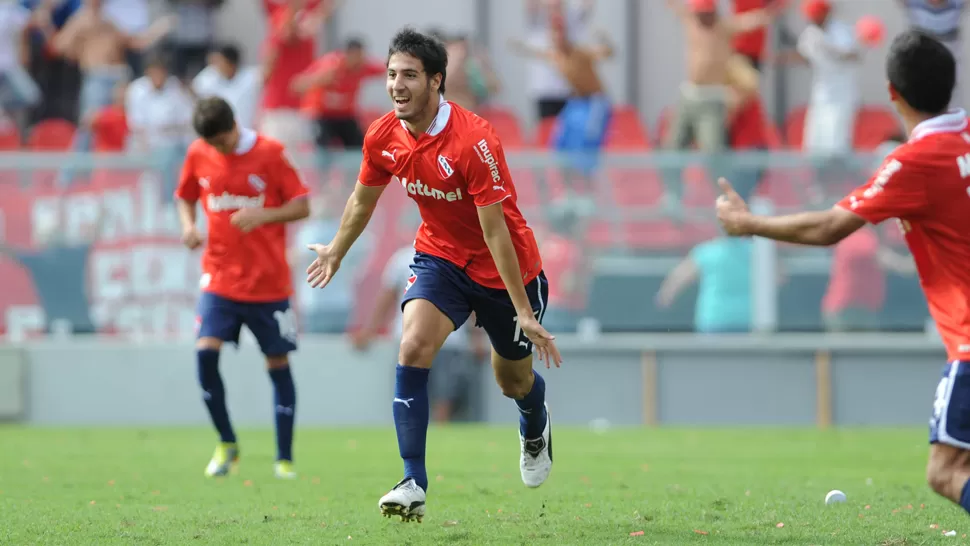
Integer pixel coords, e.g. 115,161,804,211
929,361,970,448
401,252,549,361
196,292,298,356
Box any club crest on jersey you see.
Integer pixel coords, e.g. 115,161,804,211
404,273,417,293
248,174,266,192
437,155,454,179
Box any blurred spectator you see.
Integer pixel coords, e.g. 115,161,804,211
662,0,780,217
726,97,770,200
291,193,373,333
521,0,593,121
101,0,150,75
259,0,334,151
88,78,125,151
898,0,964,106
656,236,754,333
511,21,613,206
0,2,41,131
732,0,779,71
125,54,192,151
52,0,173,183
443,33,500,112
790,0,861,159
352,245,488,423
21,0,81,124
821,227,915,332
192,43,261,129
291,37,383,151
167,0,224,82
535,210,588,333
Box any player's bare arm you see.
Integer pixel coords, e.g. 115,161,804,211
477,203,562,367
230,195,310,233
584,30,615,61
306,182,386,288
175,198,203,250
716,178,866,246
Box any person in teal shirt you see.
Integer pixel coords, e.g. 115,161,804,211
656,236,754,333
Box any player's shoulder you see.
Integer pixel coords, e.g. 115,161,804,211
185,138,213,160
363,111,403,148
252,133,287,157
448,103,501,154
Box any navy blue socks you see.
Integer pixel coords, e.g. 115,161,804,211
197,349,236,444
269,366,296,462
393,364,430,491
515,370,547,439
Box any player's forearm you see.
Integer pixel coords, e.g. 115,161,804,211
483,229,535,318
741,211,846,246
263,197,310,224
330,192,377,259
176,199,197,231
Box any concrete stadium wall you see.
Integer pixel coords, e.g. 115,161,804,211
0,334,946,428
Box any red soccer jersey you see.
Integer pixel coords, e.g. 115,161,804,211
836,110,970,360
262,5,317,110
175,129,310,302
357,98,542,290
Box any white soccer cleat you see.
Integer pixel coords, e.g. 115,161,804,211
378,477,426,522
520,403,553,488
274,460,297,480
204,443,239,478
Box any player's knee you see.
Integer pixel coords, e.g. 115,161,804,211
927,455,953,496
398,335,437,368
196,337,223,351
494,362,534,399
265,355,289,370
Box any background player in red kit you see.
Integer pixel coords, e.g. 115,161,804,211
716,30,970,515
175,97,310,480
306,28,562,522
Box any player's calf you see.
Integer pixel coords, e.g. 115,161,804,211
927,444,970,511
197,339,237,447
492,352,552,488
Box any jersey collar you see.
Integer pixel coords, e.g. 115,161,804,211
910,108,968,141
400,94,451,137
235,127,257,154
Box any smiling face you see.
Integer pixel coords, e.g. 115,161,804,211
386,52,441,123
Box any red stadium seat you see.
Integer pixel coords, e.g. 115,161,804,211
0,121,20,150
533,117,557,148
477,106,525,149
853,106,903,150
605,105,650,150
28,118,76,151
783,106,807,149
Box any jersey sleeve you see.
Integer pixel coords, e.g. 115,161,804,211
462,127,514,208
835,151,930,224
174,147,200,201
272,145,311,202
358,127,393,187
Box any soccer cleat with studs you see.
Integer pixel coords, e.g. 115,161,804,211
378,477,426,522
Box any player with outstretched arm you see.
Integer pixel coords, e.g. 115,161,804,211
175,97,311,480
715,30,970,515
305,28,562,522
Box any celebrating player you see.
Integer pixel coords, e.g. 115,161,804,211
305,28,562,522
715,30,970,513
175,97,311,480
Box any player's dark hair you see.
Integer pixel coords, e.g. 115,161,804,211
192,96,236,139
216,44,241,66
388,27,447,94
887,30,956,115
345,37,364,51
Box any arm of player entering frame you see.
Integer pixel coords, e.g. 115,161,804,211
741,207,866,246
477,203,535,319
329,182,387,259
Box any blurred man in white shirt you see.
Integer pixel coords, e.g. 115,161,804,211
192,44,261,129
795,0,861,157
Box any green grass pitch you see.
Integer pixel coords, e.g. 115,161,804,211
1,426,965,545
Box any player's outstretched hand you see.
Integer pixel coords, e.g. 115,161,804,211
518,314,562,368
715,177,752,237
181,227,203,250
306,243,341,289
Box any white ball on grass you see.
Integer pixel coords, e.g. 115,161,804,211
825,490,847,505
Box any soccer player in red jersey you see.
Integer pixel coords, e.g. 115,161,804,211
306,28,562,522
175,97,310,480
716,30,970,513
